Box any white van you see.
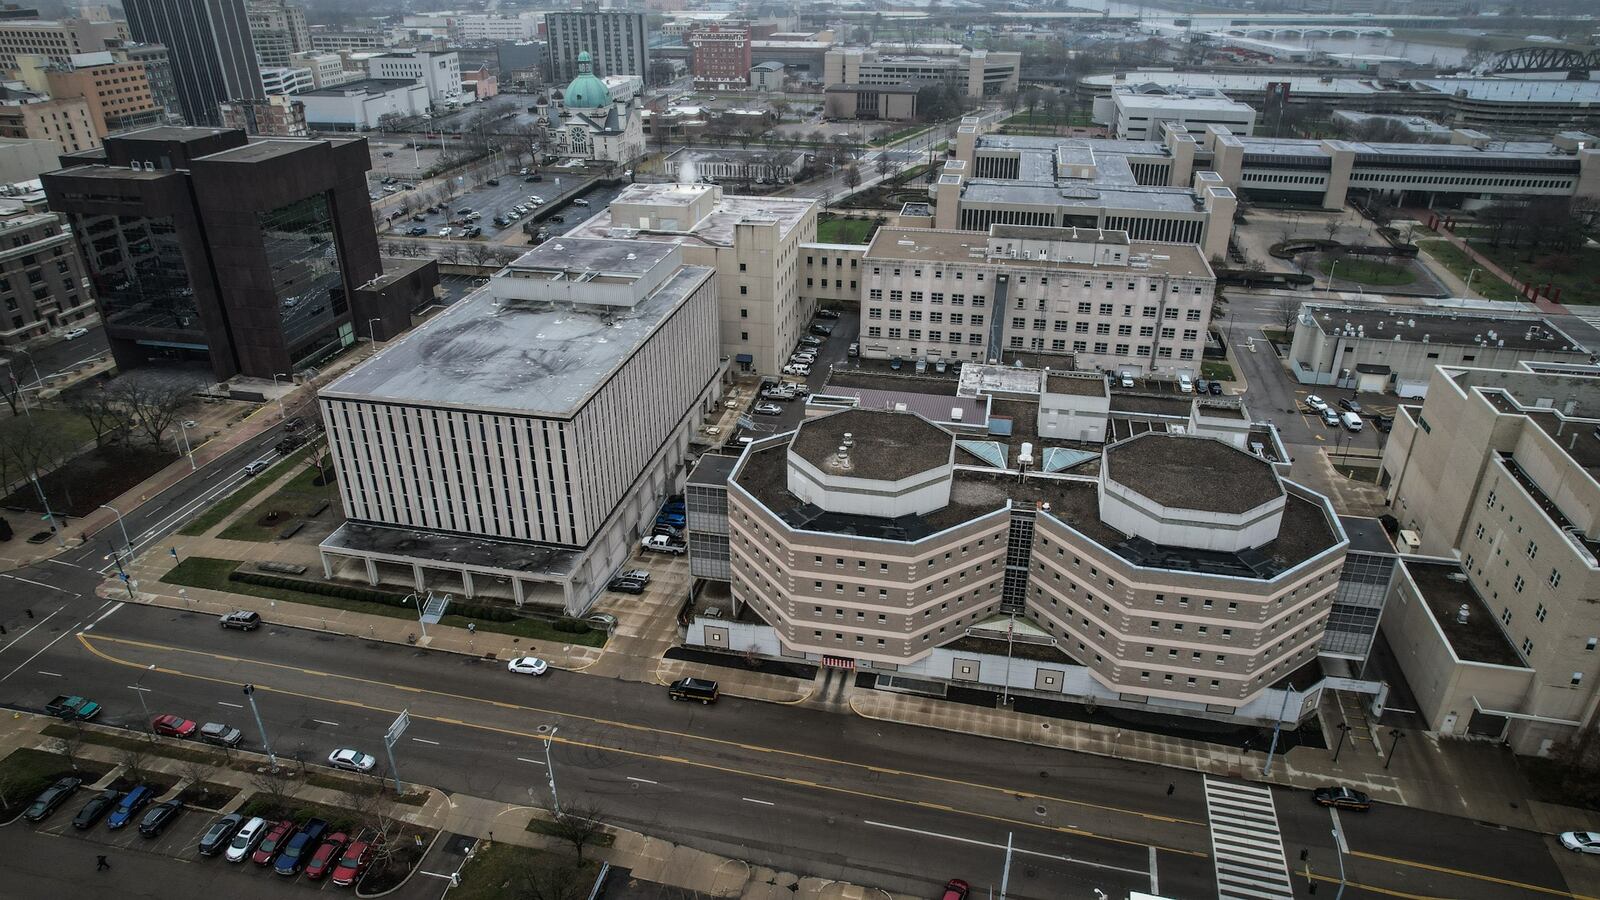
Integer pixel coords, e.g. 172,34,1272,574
1178,374,1194,394
1340,411,1363,432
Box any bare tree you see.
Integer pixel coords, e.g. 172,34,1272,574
544,798,609,861
0,412,73,481
467,243,499,267
64,388,131,447
51,721,85,771
519,857,589,900
1324,219,1341,243
248,763,295,812
177,754,221,795
1272,296,1303,333
842,164,860,189
108,371,196,448
118,744,152,783
875,149,894,179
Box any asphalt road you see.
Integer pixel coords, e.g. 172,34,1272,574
4,326,109,392
0,600,1582,900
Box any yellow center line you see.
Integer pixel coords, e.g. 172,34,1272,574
76,632,1202,859
1348,851,1596,900
78,632,1201,827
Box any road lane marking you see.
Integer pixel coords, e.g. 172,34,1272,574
218,701,244,708
516,757,546,766
0,574,72,593
2,625,82,682
626,776,657,785
76,632,1205,861
76,632,1203,830
0,607,61,655
1348,850,1588,899
743,798,774,806
412,738,440,746
127,685,151,691
313,719,340,727
1149,846,1159,895
45,559,80,569
864,820,1151,879
1330,809,1348,854
82,602,123,633
36,670,61,677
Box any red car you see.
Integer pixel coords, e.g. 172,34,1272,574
250,819,296,866
151,714,198,738
304,831,348,881
330,836,381,887
941,879,970,900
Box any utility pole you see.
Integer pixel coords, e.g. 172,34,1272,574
132,664,155,741
544,726,560,815
998,832,1014,900
242,684,278,770
32,475,63,548
1264,682,1296,777
1001,613,1016,707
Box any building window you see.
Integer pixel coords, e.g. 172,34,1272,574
1551,569,1562,589
1514,575,1525,593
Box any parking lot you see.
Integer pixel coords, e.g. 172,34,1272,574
733,308,860,441
396,177,625,245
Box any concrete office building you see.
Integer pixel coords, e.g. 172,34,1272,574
547,3,648,82
0,206,95,347
369,50,460,109
661,147,805,185
218,94,306,136
567,181,818,375
824,46,1019,102
455,14,538,43
857,224,1215,378
245,0,309,68
126,0,261,126
299,79,428,131
0,17,127,71
16,50,162,137
716,407,1345,716
1108,89,1256,141
0,90,96,155
0,135,58,182
260,65,312,95
944,120,1238,262
291,51,353,89
118,42,179,123
42,126,400,382
1289,303,1591,395
308,29,386,53
1379,363,1600,755
316,238,721,614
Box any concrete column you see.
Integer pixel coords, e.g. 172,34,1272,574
561,578,578,617
412,564,425,591
512,577,525,607
364,557,379,586
320,550,334,580
462,569,475,598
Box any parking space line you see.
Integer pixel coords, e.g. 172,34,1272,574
516,756,546,766
218,701,243,708
411,737,439,746
36,670,61,677
312,719,339,727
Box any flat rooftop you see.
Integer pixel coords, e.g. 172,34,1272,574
1307,305,1586,353
568,183,814,246
790,409,952,482
200,139,315,163
1109,393,1192,418
323,522,582,579
321,252,711,417
862,228,1210,279
1105,433,1281,515
1339,516,1396,555
302,77,419,96
1046,373,1109,397
961,179,1206,215
1404,560,1524,668
688,453,739,487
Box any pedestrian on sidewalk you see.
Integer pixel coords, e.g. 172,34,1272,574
96,855,110,871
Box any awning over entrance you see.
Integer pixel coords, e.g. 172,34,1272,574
735,353,753,363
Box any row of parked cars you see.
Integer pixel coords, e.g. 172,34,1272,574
221,815,380,883
640,495,686,556
25,778,184,836
1304,394,1391,433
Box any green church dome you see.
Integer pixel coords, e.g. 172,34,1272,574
564,50,611,109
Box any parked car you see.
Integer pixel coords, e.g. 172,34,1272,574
327,749,377,773
1118,371,1134,388
1341,411,1363,432
760,387,795,401
493,217,509,228
572,197,589,206
527,174,543,182
64,326,91,341
1178,374,1194,393
1208,381,1224,395
810,322,833,336
641,535,685,555
275,817,329,875
486,178,500,186
587,612,618,629
1374,413,1394,433
331,837,381,886
507,656,549,676
668,677,719,704
199,814,245,855
1338,397,1363,413
1560,831,1600,854
549,214,564,223
305,831,349,880
411,214,426,222
407,226,427,236
23,776,80,822
608,577,645,594
782,363,810,377
139,800,183,837
816,308,841,319
107,784,155,830
73,788,119,829
151,714,198,738
941,879,971,900
798,335,823,347
848,342,859,357
199,721,244,747
219,610,260,631
1305,394,1329,412
456,208,473,216
251,819,296,865
227,816,272,863
437,227,453,237
790,351,817,364
754,402,784,416
1312,786,1372,811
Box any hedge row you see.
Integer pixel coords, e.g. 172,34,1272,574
227,570,590,634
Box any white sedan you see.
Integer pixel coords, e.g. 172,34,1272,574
507,656,549,676
1560,831,1600,854
327,748,376,773
1305,395,1329,412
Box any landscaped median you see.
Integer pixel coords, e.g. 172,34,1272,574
161,556,608,647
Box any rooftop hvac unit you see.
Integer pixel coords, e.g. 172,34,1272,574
1398,529,1421,554
894,402,908,412
950,407,963,422
1018,441,1034,468
1456,604,1471,625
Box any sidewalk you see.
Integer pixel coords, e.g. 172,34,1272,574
1428,222,1569,315
1,713,914,900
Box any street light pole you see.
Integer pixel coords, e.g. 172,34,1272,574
1465,267,1479,296
1325,258,1340,293
133,664,155,741
177,419,195,471
98,503,131,563
271,373,291,419
368,317,382,343
31,474,64,548
1332,824,1348,900
1001,613,1016,707
1263,682,1296,777
1385,728,1405,770
1331,722,1350,763
242,684,278,770
543,726,560,816
6,362,29,416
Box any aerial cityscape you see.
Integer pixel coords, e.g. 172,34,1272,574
0,0,1598,897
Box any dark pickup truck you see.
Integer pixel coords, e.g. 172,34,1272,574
45,695,101,720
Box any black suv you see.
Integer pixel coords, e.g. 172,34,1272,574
668,678,719,704
23,776,80,822
220,610,261,631
1338,397,1363,414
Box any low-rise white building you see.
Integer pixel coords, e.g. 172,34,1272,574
1108,89,1257,141
369,49,461,108
299,78,428,131
318,238,723,613
292,51,356,89
261,65,314,96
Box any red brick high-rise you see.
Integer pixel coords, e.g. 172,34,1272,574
689,24,750,91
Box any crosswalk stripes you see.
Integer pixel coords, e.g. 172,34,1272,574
1203,776,1296,900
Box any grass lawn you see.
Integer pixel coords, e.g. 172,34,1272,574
1415,239,1523,302
1001,111,1092,128
0,407,94,447
1200,360,1235,381
179,444,322,536
1316,257,1415,287
0,443,176,517
453,843,601,900
869,125,930,147
0,747,114,822
815,216,877,244
218,458,337,542
1465,239,1600,306
163,557,608,648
